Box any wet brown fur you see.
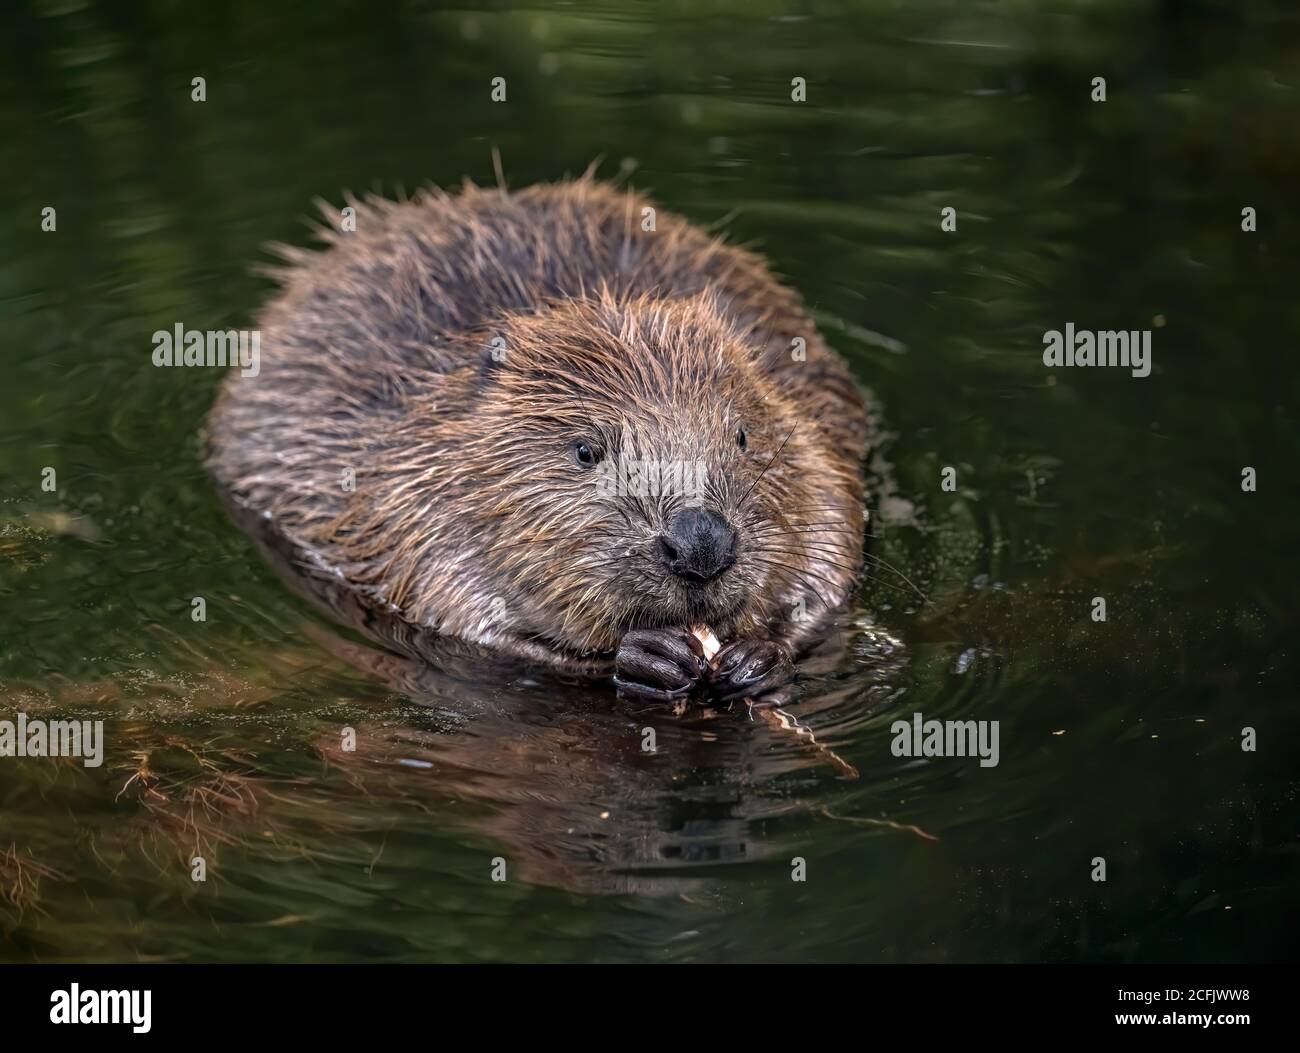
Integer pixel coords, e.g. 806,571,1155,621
205,176,871,670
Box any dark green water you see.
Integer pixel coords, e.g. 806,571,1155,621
2,0,1298,962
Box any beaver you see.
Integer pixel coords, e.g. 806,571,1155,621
205,175,871,704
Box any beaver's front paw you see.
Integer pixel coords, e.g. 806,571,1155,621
614,627,707,703
708,638,794,701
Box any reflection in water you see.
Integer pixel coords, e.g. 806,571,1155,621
307,616,909,898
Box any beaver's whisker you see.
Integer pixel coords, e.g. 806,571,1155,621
857,572,916,597
773,503,857,514
860,553,927,601
755,541,860,568
738,421,799,509
751,523,863,536
748,564,833,612
744,555,836,607
754,534,925,600
746,545,862,578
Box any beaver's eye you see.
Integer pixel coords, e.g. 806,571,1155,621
736,428,747,450
573,441,601,467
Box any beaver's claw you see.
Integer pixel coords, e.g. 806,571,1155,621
707,638,794,701
614,627,708,703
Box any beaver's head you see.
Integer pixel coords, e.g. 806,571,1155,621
423,290,859,657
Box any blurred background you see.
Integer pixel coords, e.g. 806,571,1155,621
1,0,1297,962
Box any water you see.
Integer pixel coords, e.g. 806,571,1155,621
2,0,1298,963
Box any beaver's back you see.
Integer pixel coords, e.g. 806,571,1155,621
206,178,868,543
257,179,816,370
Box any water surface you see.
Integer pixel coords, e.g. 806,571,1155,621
2,0,1298,962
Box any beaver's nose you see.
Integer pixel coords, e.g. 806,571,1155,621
658,507,738,584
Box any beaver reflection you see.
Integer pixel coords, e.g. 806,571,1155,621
224,492,905,895
308,618,906,897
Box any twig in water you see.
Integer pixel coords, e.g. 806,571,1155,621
749,701,860,780
819,805,939,843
